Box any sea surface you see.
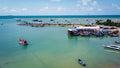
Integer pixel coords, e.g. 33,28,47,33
0,15,120,68
0,15,120,19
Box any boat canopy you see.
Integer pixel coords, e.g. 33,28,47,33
76,26,100,30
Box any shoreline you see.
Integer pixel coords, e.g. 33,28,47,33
18,22,83,27
18,22,120,35
17,18,120,35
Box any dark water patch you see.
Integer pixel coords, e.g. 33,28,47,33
4,62,9,65
3,60,21,65
31,52,51,68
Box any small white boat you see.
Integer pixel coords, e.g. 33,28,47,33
104,45,120,50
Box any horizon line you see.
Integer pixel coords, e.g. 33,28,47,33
0,15,120,16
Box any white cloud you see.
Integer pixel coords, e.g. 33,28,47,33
2,7,8,10
77,0,98,7
10,9,18,12
112,3,120,10
21,8,28,11
1,6,49,13
81,0,91,6
89,7,93,11
97,8,102,11
76,4,81,7
39,6,49,12
80,7,93,12
44,6,49,10
10,8,28,12
57,6,66,12
1,7,18,12
76,0,102,12
92,1,97,6
50,0,61,2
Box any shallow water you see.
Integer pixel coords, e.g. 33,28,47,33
0,18,120,68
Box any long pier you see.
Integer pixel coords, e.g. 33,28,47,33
18,22,83,27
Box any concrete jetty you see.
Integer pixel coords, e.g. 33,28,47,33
18,22,82,27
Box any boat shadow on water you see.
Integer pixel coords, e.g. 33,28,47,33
21,45,28,49
67,35,109,40
18,43,30,50
104,48,120,54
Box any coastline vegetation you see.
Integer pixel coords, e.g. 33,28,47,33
96,19,120,27
17,18,120,28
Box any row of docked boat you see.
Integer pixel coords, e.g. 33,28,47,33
68,26,119,37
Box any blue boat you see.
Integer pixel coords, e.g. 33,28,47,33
78,59,86,66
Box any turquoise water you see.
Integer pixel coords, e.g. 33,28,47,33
0,18,120,68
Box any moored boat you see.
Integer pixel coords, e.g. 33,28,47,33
68,26,119,37
78,59,86,66
68,29,79,36
104,45,120,50
19,39,28,46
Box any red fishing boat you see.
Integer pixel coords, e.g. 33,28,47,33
19,39,28,46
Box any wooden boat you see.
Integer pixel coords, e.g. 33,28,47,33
19,39,28,46
78,59,86,66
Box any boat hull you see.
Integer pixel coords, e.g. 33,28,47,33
19,43,28,46
78,59,86,66
104,45,120,50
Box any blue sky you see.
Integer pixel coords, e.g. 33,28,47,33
0,0,120,15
